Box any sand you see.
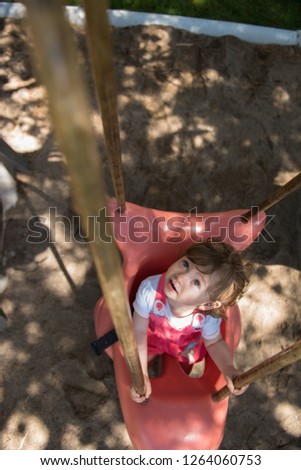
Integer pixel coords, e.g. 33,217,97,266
0,18,301,450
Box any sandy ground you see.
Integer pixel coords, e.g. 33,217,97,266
0,18,301,450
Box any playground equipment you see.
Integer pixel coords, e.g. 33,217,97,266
93,198,265,449
23,0,301,450
0,138,30,259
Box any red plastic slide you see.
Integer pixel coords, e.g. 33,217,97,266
94,200,266,449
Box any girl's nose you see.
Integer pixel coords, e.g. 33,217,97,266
176,271,188,283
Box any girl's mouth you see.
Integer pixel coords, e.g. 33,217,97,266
169,279,177,293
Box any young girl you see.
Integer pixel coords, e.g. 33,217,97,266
131,240,252,403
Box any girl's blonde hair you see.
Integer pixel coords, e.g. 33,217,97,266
184,240,253,317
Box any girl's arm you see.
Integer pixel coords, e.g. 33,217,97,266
204,333,248,396
130,310,152,403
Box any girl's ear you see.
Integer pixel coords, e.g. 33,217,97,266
197,301,226,319
198,300,222,312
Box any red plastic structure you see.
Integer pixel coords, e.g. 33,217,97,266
94,199,266,449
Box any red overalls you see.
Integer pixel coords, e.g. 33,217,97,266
147,273,207,364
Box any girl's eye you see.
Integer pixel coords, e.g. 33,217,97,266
182,259,189,269
193,279,200,287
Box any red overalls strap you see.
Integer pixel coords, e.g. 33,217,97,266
147,273,207,364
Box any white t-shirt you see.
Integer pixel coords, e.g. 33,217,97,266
133,274,221,340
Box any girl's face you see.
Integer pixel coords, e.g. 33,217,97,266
164,257,220,310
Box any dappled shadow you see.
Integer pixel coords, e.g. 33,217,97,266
0,17,301,449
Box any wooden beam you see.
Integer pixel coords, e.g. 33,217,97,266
24,0,144,396
212,338,301,402
83,0,126,212
243,172,301,221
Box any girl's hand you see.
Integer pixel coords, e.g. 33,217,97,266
130,374,152,403
223,365,249,396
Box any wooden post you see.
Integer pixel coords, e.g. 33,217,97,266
212,339,301,402
243,172,301,221
24,0,144,396
83,0,126,212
